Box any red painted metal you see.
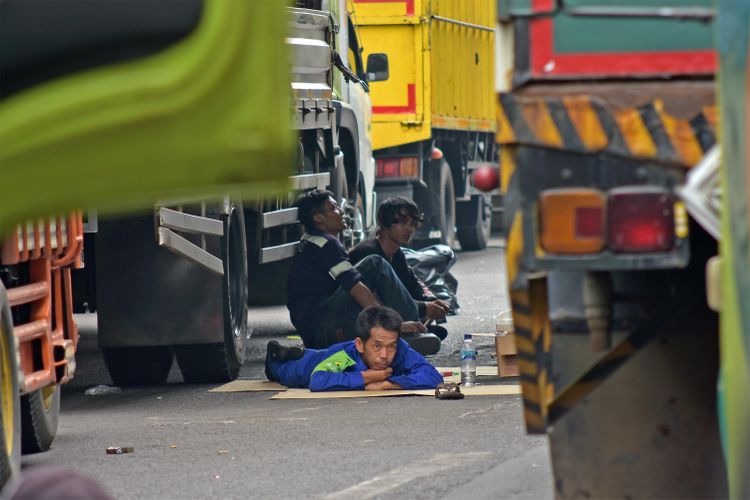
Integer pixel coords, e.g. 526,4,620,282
352,0,414,16
527,0,716,78
6,282,49,307
2,212,82,393
372,83,417,114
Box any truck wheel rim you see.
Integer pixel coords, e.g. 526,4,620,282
227,211,246,362
443,178,455,241
41,385,56,412
0,323,14,457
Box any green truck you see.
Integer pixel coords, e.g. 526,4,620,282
0,0,292,488
495,0,745,496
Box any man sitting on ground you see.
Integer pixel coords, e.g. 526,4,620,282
286,189,441,355
349,196,451,341
266,306,443,391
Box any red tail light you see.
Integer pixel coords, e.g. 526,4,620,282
607,188,675,253
376,157,419,179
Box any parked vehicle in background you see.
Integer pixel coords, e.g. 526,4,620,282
0,216,82,486
0,0,291,488
351,0,498,250
495,0,730,497
71,0,377,386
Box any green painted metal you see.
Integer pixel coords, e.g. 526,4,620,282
498,0,712,16
717,0,750,497
0,0,293,235
563,0,710,7
498,0,535,19
554,15,713,53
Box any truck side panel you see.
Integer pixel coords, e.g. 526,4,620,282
431,0,495,131
354,16,429,150
353,0,496,149
506,0,715,83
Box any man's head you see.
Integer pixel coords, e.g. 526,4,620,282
295,189,346,235
354,306,402,370
377,197,423,247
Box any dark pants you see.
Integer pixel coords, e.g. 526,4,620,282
309,255,420,348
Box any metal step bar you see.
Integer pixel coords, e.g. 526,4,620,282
156,205,225,276
158,207,224,236
156,172,330,268
257,171,331,263
290,172,330,191
157,227,224,276
259,242,299,264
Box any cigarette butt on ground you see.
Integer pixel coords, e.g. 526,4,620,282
106,446,134,455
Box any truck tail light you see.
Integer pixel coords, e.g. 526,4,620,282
376,157,419,179
539,189,606,254
607,188,675,253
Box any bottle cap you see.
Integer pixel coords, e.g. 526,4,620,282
463,333,472,340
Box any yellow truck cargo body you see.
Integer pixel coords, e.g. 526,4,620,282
351,0,496,151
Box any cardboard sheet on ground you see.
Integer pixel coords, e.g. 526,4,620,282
269,384,521,399
209,380,287,392
435,366,497,376
436,366,498,383
210,366,521,397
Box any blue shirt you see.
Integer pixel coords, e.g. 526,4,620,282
268,339,443,391
287,229,362,342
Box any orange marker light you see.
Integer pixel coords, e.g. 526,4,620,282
539,189,606,254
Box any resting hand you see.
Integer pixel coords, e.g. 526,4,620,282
365,380,402,391
362,367,392,384
401,321,427,333
425,300,450,320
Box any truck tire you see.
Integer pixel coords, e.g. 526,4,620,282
20,385,60,454
456,195,492,251
426,158,456,246
175,206,248,383
0,284,21,490
102,346,174,386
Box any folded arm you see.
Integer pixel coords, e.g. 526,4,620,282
387,347,443,389
308,370,365,392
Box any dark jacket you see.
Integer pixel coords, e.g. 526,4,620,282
349,237,435,318
287,229,361,343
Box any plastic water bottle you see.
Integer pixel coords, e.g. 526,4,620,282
460,333,477,386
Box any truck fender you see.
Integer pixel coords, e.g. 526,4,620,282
334,102,361,183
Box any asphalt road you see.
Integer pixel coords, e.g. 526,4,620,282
20,232,553,499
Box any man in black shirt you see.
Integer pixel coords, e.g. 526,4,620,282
349,197,450,341
286,190,441,355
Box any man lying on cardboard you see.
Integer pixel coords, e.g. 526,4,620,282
265,306,443,391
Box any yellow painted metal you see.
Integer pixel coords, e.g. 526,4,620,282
41,385,55,412
612,108,658,158
561,97,608,150
431,0,496,131
351,0,495,151
0,321,14,458
511,279,553,434
355,21,429,150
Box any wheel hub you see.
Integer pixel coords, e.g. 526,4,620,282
340,197,364,248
